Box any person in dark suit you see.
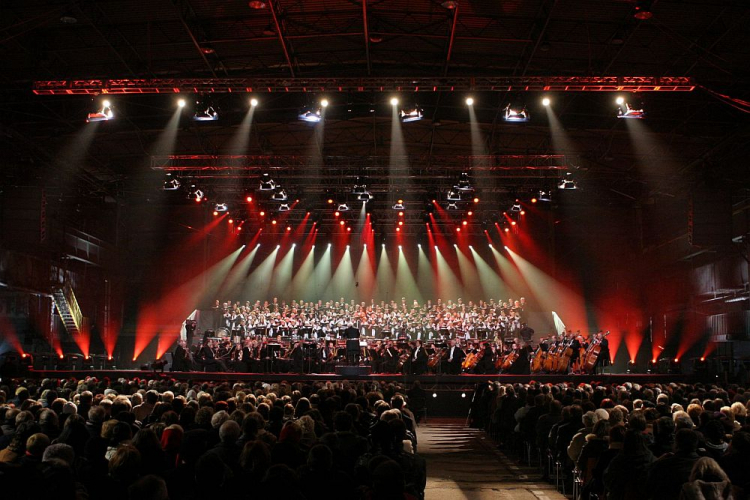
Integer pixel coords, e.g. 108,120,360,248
172,340,191,372
411,340,428,375
344,322,360,365
289,341,304,373
383,340,400,373
443,339,465,375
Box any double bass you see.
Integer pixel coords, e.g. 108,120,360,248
428,347,446,369
583,331,609,373
462,345,481,371
530,344,546,373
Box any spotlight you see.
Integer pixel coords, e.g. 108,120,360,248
271,188,288,201
162,174,181,191
538,190,552,202
633,0,653,20
542,97,551,107
447,202,459,210
510,203,522,213
447,190,462,201
248,0,267,8
177,98,186,108
259,173,276,191
358,192,374,202
352,179,368,195
465,97,474,106
441,0,458,8
393,201,405,210
193,100,218,121
531,197,538,203
337,204,350,212
558,179,578,190
278,203,290,212
214,202,229,212
246,195,253,202
193,189,205,202
390,97,399,106
298,106,323,123
454,172,473,192
400,106,424,123
86,99,114,122
616,97,645,119
250,98,259,107
503,104,529,122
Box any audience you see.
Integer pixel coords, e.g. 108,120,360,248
0,376,427,500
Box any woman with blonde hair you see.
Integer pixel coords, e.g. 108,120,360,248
679,457,732,500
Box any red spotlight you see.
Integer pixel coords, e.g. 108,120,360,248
347,227,351,232
456,227,461,232
213,211,218,216
108,356,113,361
272,220,277,225
327,199,334,204
473,197,479,203
246,196,253,202
334,211,340,217
60,354,64,359
674,358,679,363
520,210,526,215
398,199,403,204
511,221,516,226
260,211,265,216
340,220,345,226
531,197,538,204
462,220,467,226
21,353,27,359
467,211,473,216
398,221,403,226
195,197,201,203
432,199,436,203
398,211,404,217
228,218,234,224
396,227,401,232
237,226,242,232
286,226,291,231
504,227,510,233
700,357,705,362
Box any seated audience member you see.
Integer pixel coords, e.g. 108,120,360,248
645,428,701,500
680,457,732,500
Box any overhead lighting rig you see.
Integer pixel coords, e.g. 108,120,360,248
86,99,114,123
259,173,276,191
162,174,180,191
616,96,645,119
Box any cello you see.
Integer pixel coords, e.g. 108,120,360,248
583,331,609,373
530,344,546,373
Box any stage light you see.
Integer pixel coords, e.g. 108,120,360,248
447,190,461,202
393,201,405,210
462,221,467,226
633,0,653,19
465,97,474,106
456,227,461,232
214,203,228,212
558,179,578,190
292,243,296,248
542,97,551,107
193,99,218,121
340,221,345,226
320,98,329,108
271,220,277,225
358,192,373,202
87,99,114,122
511,221,516,226
531,197,537,203
162,175,181,191
193,189,205,202
447,202,459,210
278,203,290,212
418,243,421,248
271,188,288,201
616,97,645,119
400,106,424,123
398,221,403,226
347,227,351,232
538,190,552,202
390,97,399,106
503,245,509,250
298,107,323,123
510,203,522,213
352,179,367,195
337,204,350,212
228,218,234,224
259,211,265,216
467,211,473,216
327,198,334,204
504,227,510,233
503,104,530,122
286,226,291,231
455,172,473,192
259,173,276,191
177,98,186,108
250,98,259,107
328,243,332,248
432,392,437,398
473,197,479,203
396,227,401,232
520,210,525,215
334,211,340,217
248,0,267,8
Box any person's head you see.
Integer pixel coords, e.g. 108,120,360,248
591,419,610,439
689,457,729,483
42,443,75,467
128,475,169,500
333,411,354,432
108,444,142,483
674,428,699,454
26,432,51,457
306,444,333,471
219,420,241,443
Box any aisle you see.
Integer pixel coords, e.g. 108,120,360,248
416,419,566,500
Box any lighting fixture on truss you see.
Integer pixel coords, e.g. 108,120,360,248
214,203,229,212
278,203,290,212
271,188,288,201
337,203,350,212
509,203,523,213
538,190,552,202
393,200,406,210
86,99,114,123
400,106,424,123
358,192,374,202
616,96,645,119
503,104,530,122
259,173,276,191
162,174,180,191
559,179,578,190
447,190,462,201
352,178,368,195
454,172,473,192
447,202,459,210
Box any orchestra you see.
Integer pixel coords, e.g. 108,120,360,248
175,296,611,376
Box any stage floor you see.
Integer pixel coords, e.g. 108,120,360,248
23,368,688,387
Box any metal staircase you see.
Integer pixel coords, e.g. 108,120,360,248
52,282,84,338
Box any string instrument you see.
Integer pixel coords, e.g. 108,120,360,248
462,349,480,371
428,348,446,368
556,338,575,374
396,350,410,370
500,347,519,371
543,341,561,372
530,345,546,373
583,331,610,373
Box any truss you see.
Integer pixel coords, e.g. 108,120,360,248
34,76,695,95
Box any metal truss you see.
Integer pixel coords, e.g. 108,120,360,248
34,76,695,95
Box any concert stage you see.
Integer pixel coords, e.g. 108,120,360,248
22,368,689,387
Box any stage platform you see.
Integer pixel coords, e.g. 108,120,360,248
21,368,689,387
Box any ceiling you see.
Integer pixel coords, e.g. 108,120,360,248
1,0,749,227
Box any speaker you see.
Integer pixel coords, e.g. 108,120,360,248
689,189,732,247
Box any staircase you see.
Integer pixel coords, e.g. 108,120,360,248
52,282,84,338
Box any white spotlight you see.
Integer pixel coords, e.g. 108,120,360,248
102,100,111,108
250,98,259,107
616,96,625,105
177,98,186,108
542,97,551,107
465,97,474,106
320,99,329,108
390,97,399,106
